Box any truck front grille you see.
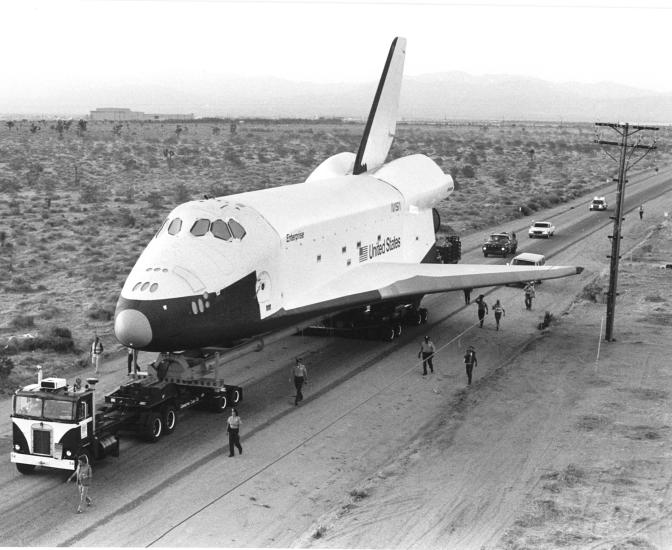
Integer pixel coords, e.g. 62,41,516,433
33,429,51,455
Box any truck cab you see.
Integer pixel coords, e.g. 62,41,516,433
482,232,517,257
11,376,118,474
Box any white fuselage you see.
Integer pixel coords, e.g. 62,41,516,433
115,154,453,350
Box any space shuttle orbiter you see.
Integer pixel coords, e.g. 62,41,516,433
114,37,582,351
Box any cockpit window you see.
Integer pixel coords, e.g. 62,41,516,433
211,219,232,241
191,219,211,236
168,218,182,235
229,219,246,240
154,218,168,239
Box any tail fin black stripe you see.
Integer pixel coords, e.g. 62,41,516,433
353,37,400,176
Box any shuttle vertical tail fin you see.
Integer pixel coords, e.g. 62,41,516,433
353,37,406,175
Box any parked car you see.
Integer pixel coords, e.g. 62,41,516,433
507,252,546,286
482,232,517,257
528,221,556,239
510,252,546,267
589,196,608,211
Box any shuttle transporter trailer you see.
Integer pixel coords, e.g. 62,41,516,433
303,235,461,340
10,357,242,474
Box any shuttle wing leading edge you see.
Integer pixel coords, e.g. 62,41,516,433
353,37,406,175
284,262,584,315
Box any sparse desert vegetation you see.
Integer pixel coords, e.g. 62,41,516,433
0,118,669,391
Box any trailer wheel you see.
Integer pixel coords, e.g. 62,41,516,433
163,406,177,435
16,463,36,475
142,412,163,442
229,389,241,405
381,326,395,342
406,310,422,326
212,394,228,413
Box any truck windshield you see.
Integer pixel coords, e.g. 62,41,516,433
14,396,43,418
43,399,75,421
14,396,74,420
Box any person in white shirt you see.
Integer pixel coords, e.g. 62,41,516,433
418,336,436,376
226,408,242,457
291,358,308,406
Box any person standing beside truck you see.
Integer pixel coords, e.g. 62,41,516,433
67,455,93,513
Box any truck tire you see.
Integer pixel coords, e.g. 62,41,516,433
16,463,36,475
212,394,228,413
163,405,177,435
381,325,395,342
228,388,242,405
141,412,163,442
406,310,422,326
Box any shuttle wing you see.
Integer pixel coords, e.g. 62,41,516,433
284,262,583,314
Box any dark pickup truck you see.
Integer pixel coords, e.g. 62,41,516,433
432,235,462,264
482,232,518,257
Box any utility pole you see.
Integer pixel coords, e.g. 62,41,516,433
595,122,658,341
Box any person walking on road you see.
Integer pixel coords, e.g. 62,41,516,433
493,299,506,330
418,335,436,376
67,455,93,513
464,346,477,385
524,282,536,311
90,335,103,374
226,407,243,457
463,288,472,305
475,294,488,328
639,204,644,220
291,357,308,406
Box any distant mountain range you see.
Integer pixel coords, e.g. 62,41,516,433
4,72,672,123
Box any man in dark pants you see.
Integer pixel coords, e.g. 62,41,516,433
418,336,436,376
475,295,488,327
524,282,536,311
226,408,242,457
291,358,308,406
464,346,477,385
639,204,644,220
463,288,472,305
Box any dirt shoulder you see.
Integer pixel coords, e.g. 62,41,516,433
295,202,672,548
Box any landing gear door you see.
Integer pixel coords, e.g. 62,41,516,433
256,271,272,311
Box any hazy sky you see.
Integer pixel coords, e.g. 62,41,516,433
2,0,671,113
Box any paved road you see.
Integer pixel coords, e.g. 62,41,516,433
0,167,669,546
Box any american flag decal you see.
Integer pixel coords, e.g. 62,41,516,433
359,246,368,262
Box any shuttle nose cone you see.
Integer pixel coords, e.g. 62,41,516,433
115,309,153,348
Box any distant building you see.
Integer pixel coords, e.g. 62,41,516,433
90,108,144,121
89,108,194,121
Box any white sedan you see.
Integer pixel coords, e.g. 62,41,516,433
528,221,555,238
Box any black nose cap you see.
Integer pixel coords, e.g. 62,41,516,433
115,309,153,348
